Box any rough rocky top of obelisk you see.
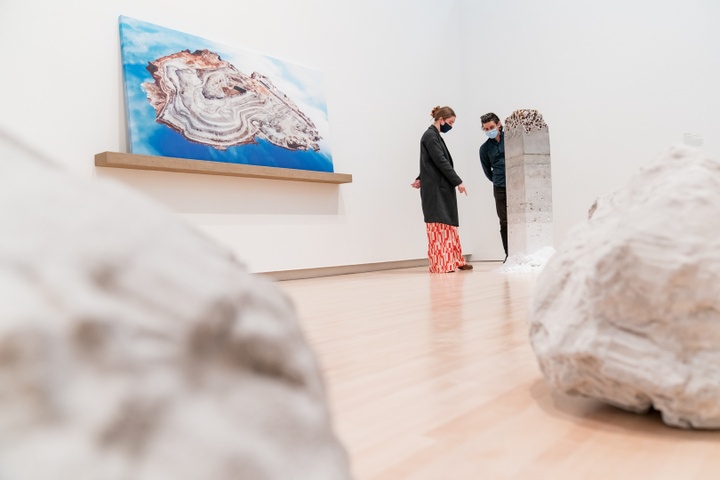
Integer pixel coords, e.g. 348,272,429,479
0,130,351,479
504,109,548,138
528,145,720,429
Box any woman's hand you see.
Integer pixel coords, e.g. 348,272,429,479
458,183,467,195
410,179,421,189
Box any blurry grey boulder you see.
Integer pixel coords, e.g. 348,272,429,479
529,146,720,429
0,130,351,479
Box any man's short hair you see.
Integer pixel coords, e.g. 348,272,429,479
481,113,500,125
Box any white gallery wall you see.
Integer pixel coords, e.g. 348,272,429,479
459,0,720,258
0,0,466,273
1,0,718,272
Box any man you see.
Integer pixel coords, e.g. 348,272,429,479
479,112,507,261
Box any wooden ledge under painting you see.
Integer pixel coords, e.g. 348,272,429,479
100,16,350,184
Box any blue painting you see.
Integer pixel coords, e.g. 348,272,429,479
119,16,333,172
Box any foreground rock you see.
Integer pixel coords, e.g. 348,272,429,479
529,146,720,429
0,131,351,478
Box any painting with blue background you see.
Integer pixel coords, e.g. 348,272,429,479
119,16,334,172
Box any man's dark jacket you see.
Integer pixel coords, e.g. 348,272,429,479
479,130,506,187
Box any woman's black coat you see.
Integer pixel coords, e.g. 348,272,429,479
418,125,463,226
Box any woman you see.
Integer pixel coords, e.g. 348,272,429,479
411,106,472,273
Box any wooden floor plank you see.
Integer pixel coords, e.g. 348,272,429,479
277,262,720,480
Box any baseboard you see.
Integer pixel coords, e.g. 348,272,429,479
256,255,489,281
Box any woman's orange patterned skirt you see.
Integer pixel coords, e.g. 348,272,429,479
425,222,467,273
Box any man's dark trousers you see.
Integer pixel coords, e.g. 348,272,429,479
493,186,508,257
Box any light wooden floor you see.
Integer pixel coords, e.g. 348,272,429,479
278,262,720,480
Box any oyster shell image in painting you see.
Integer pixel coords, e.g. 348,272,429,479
143,49,322,152
119,16,334,172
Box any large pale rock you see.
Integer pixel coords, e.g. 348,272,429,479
0,131,351,478
529,146,720,429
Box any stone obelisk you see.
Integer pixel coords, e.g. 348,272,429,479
504,109,553,257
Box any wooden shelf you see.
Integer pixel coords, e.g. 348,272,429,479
94,152,352,184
